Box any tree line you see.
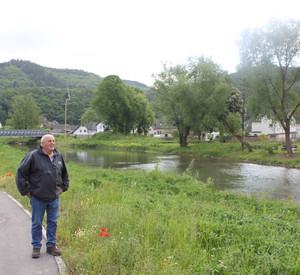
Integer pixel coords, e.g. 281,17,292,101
151,18,300,155
0,19,299,154
0,87,94,126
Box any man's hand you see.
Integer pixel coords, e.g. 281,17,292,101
26,192,31,198
60,188,63,194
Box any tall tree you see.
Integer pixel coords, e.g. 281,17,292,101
92,75,131,133
153,63,193,147
0,105,7,125
92,75,154,134
212,87,253,151
153,58,240,147
129,87,155,135
81,108,98,138
238,19,300,155
7,94,40,129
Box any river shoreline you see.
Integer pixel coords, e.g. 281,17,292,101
7,136,300,168
69,144,300,169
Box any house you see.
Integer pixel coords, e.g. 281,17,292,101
96,122,105,133
72,125,89,136
71,122,106,137
49,120,77,135
148,119,177,138
250,117,298,142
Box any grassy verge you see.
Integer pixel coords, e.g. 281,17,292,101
1,140,299,274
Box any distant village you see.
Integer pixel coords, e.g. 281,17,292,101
2,117,296,142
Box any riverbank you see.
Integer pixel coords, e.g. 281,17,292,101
4,133,300,167
55,133,300,168
0,140,299,274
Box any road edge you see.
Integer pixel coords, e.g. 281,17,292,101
3,191,68,275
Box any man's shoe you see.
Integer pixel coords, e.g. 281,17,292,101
32,248,40,258
46,244,61,256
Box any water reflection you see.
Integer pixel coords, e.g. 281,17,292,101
60,148,300,203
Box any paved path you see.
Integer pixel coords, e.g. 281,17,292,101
0,191,66,275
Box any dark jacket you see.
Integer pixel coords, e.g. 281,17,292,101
16,146,69,202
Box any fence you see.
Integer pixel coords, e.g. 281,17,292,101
0,129,51,138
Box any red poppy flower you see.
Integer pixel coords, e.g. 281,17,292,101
105,233,110,237
100,232,105,236
101,227,107,232
5,174,13,177
163,263,167,266
78,248,81,251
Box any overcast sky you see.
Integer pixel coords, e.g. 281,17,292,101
1,0,299,86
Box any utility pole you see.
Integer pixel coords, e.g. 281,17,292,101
241,95,245,151
64,89,71,138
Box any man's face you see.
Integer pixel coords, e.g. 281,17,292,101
41,135,56,154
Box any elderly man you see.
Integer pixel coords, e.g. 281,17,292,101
16,134,69,258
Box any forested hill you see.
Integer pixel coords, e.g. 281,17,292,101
0,59,149,91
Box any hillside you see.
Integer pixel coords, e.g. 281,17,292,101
0,59,149,92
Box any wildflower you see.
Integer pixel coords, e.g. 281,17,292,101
6,174,13,177
78,248,81,251
163,263,167,266
105,233,110,237
100,232,105,236
101,227,107,232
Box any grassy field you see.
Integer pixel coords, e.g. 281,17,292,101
1,137,300,274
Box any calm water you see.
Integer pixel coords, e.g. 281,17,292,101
58,148,300,203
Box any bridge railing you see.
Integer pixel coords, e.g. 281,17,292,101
0,129,51,137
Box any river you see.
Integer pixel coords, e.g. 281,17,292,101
59,148,300,203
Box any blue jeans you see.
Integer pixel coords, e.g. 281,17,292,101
30,196,60,249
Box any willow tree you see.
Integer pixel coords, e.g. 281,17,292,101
152,63,193,147
153,57,232,147
238,19,300,155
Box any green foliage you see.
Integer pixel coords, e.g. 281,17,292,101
153,58,227,147
92,75,133,133
0,59,149,91
0,60,150,127
238,18,300,154
81,108,98,129
1,143,299,274
227,88,243,114
0,87,94,125
6,94,40,129
129,87,155,135
0,59,101,90
92,75,154,134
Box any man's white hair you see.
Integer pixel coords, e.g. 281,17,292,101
41,134,55,143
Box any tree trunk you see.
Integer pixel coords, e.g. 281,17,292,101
179,134,188,147
241,97,245,151
283,121,293,155
220,117,253,152
178,126,190,147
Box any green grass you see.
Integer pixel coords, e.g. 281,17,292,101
1,140,300,274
